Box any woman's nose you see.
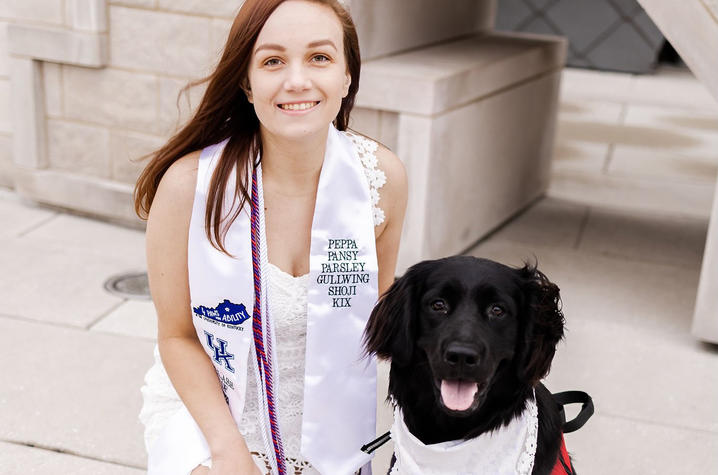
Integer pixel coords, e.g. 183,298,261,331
283,64,312,91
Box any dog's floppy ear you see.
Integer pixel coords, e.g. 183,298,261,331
363,262,428,366
516,263,565,385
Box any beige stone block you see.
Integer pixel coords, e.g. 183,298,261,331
395,114,432,272
549,169,716,219
693,181,718,342
623,102,718,131
63,66,160,134
7,23,107,67
109,0,156,7
91,300,157,340
42,61,62,117
210,18,233,63
0,237,125,327
608,145,718,184
546,318,718,434
0,21,9,77
556,116,712,156
558,99,624,123
621,104,718,158
14,167,142,226
636,0,718,103
348,107,380,140
348,0,495,60
0,318,153,467
348,108,399,150
579,207,708,269
358,33,566,115
491,197,587,250
158,75,206,135
551,139,608,174
704,0,718,19
110,129,164,183
629,68,718,110
0,0,64,25
547,413,718,473
22,211,146,262
0,188,57,238
468,240,701,335
560,67,634,104
47,119,111,177
157,0,242,18
66,0,108,32
10,58,46,168
109,6,213,77
422,71,561,259
0,78,11,133
378,110,399,151
0,133,14,187
0,441,145,475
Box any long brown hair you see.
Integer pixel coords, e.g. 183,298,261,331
133,0,361,255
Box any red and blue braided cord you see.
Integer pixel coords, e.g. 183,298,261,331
251,168,286,474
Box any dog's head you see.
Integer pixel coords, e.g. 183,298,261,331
364,256,564,417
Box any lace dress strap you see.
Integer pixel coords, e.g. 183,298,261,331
344,130,387,226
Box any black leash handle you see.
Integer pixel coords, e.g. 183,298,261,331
361,430,391,454
553,390,594,433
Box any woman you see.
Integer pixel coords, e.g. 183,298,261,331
133,0,407,474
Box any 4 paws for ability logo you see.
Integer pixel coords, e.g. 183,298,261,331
193,299,251,329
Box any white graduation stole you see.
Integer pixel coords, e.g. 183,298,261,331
147,124,378,475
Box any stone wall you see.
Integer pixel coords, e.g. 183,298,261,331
0,0,238,200
0,0,494,223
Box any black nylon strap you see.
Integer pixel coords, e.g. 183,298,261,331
559,451,575,475
361,430,391,454
553,390,594,433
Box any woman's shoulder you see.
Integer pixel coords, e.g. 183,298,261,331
373,142,407,231
160,151,201,194
150,150,202,220
343,129,407,227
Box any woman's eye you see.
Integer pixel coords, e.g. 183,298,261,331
489,305,505,318
263,58,281,66
430,299,448,312
311,54,330,63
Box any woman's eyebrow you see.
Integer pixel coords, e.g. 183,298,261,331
307,39,337,51
254,43,285,54
254,39,337,54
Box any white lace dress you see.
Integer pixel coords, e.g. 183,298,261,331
139,131,386,474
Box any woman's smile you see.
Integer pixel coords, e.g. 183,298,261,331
277,100,321,113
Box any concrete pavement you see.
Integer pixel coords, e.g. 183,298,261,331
2,66,718,473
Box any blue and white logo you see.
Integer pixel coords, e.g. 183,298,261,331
193,299,251,327
204,331,235,373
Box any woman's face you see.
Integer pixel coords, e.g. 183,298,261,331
246,0,351,140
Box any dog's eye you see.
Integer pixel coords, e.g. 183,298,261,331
489,305,505,318
430,299,448,313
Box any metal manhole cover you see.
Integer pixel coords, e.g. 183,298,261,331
104,272,151,300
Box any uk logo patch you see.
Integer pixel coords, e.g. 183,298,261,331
204,331,235,373
193,299,251,328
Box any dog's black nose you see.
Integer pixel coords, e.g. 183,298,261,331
444,343,479,367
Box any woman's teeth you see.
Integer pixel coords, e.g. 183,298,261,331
279,101,318,111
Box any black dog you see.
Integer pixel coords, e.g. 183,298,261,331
364,256,569,474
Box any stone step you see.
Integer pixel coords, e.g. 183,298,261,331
357,31,566,115
352,31,567,270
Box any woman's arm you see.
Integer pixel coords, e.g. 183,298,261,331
373,145,408,296
146,152,259,473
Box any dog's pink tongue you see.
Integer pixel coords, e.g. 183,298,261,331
440,380,478,411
